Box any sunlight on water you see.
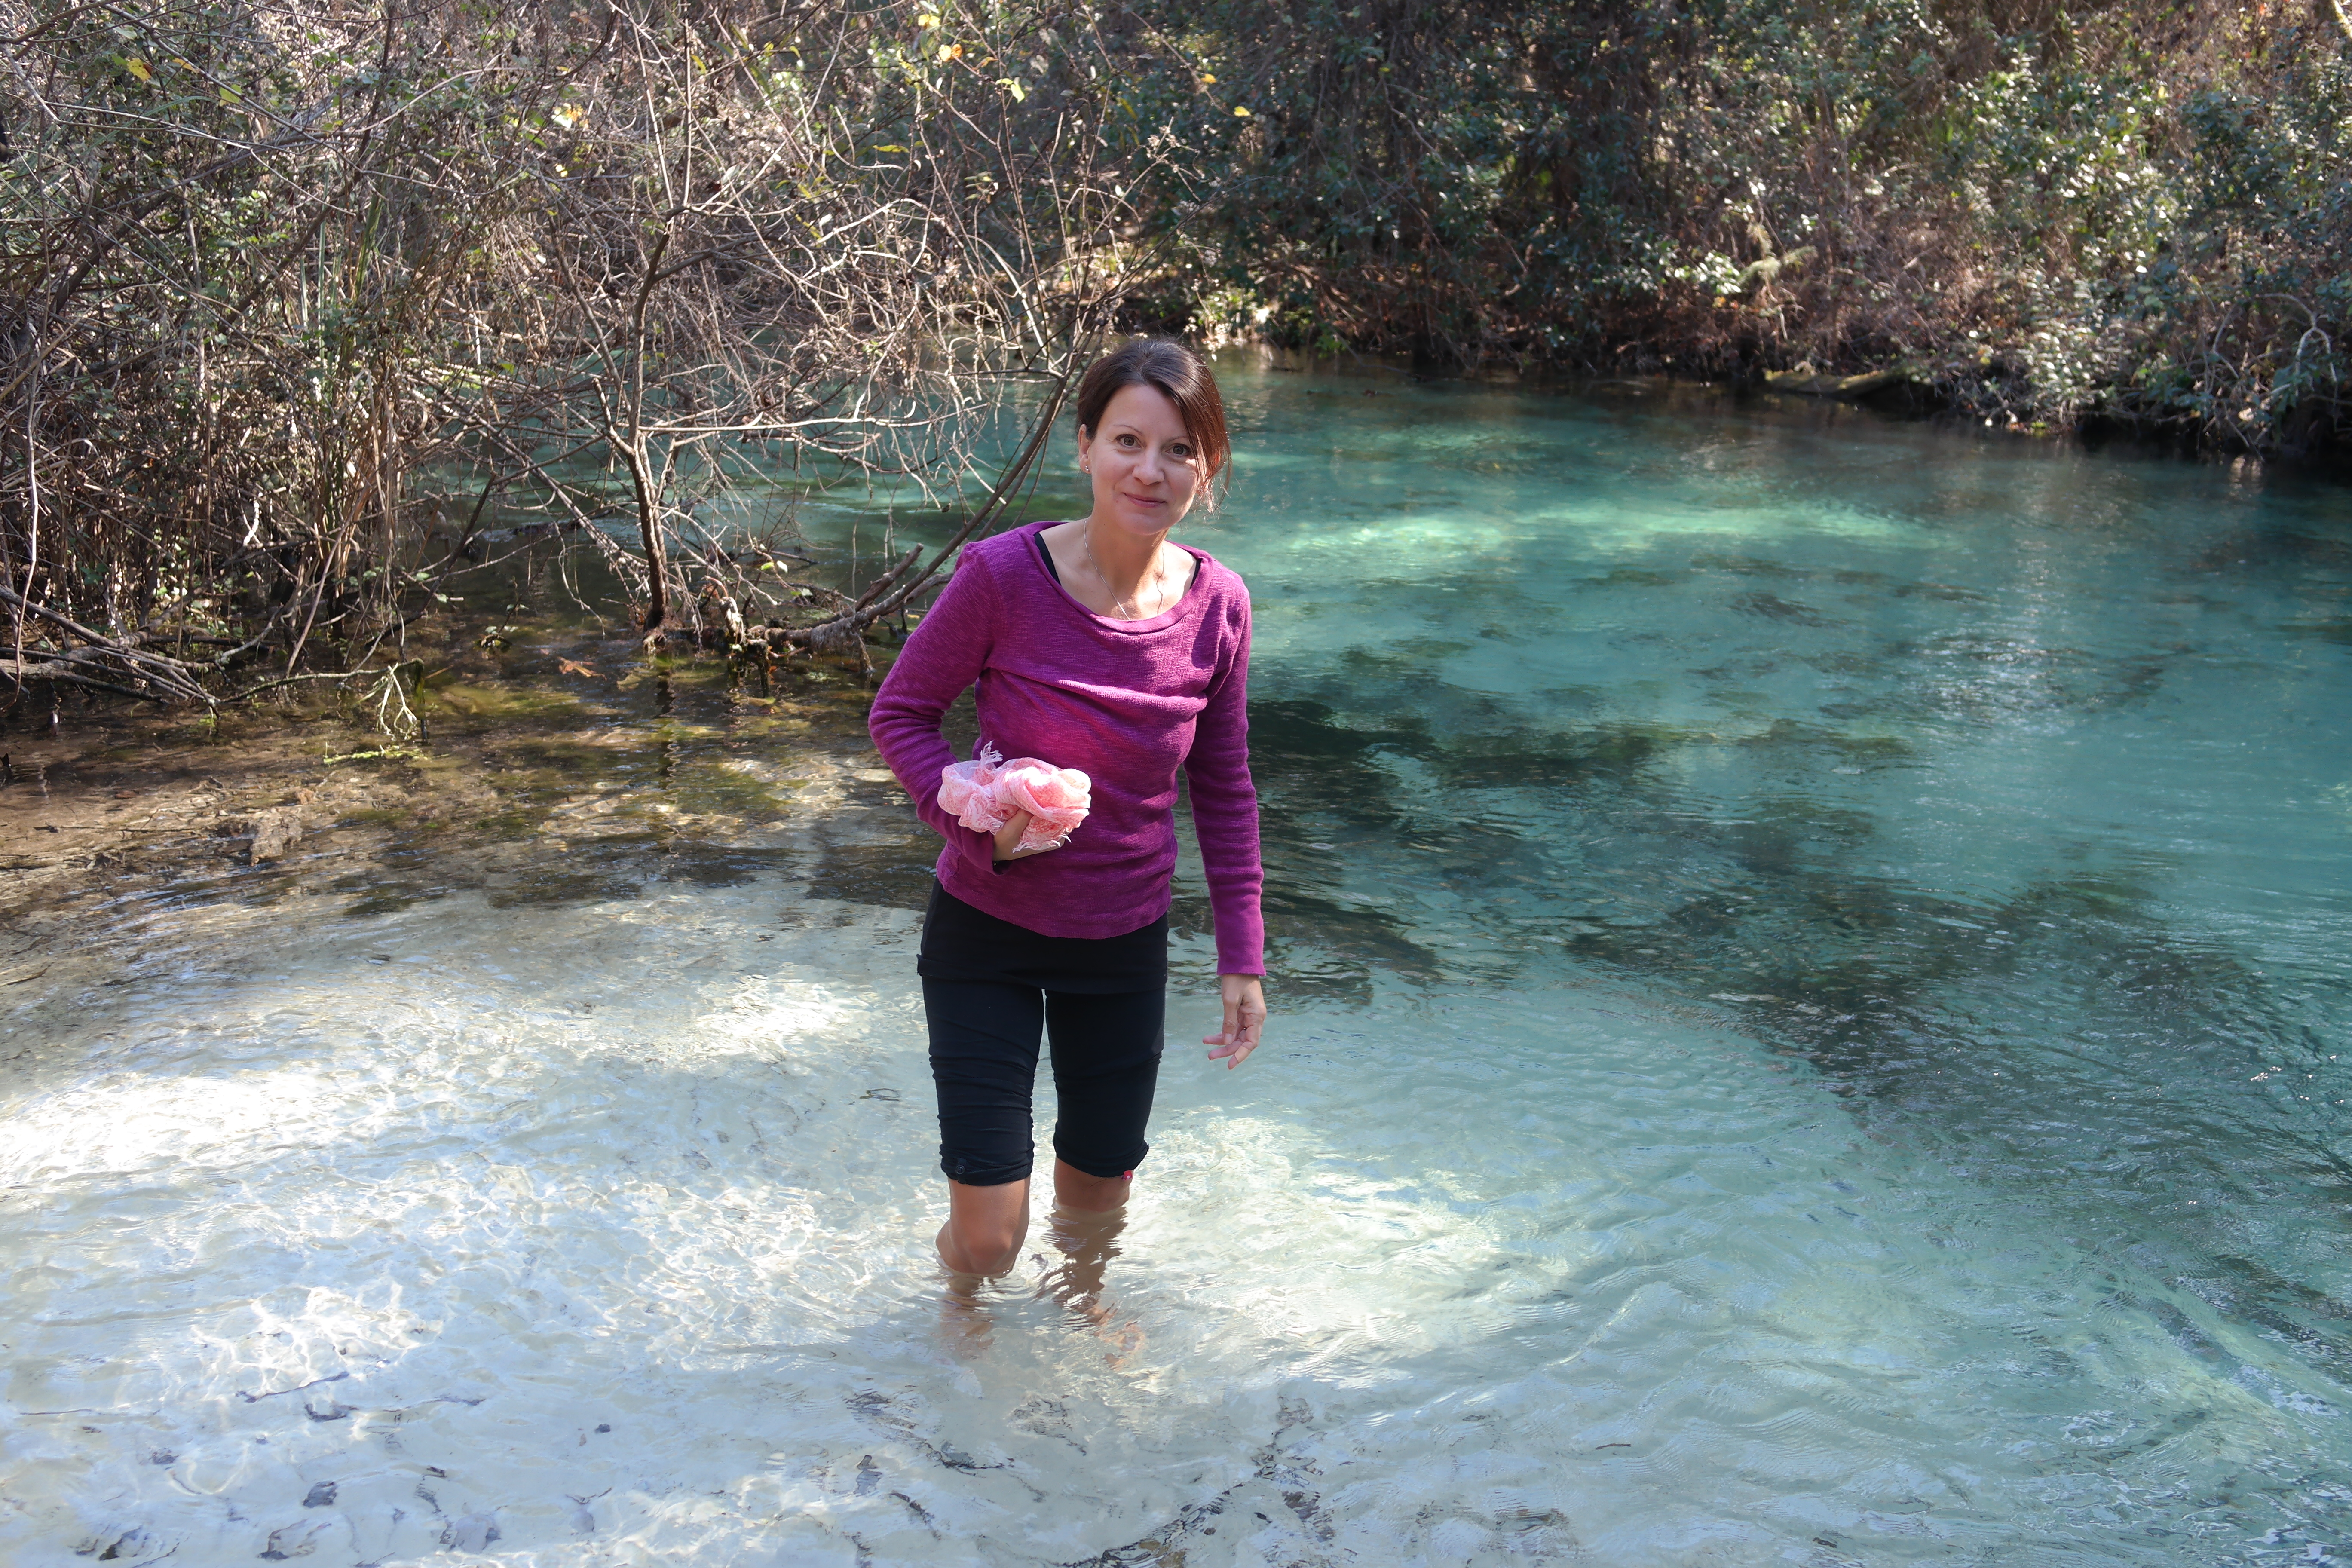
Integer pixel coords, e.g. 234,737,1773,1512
4,369,2349,1565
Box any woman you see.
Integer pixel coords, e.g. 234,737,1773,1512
868,337,1267,1280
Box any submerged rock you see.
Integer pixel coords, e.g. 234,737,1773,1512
248,807,303,864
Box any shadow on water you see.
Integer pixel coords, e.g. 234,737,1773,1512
1234,677,2352,1366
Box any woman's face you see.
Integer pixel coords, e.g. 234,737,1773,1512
1078,382,1203,537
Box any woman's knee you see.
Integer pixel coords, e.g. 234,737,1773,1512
942,1179,1031,1274
956,1226,1026,1274
940,1224,1025,1275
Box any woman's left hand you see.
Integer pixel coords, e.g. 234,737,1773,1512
1204,974,1266,1069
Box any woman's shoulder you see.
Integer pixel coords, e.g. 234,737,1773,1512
964,522,1067,587
940,524,1047,605
962,524,1039,570
1185,545,1251,615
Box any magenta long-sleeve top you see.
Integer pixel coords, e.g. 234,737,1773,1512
867,521,1265,975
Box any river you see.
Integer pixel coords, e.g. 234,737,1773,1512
4,364,2349,1565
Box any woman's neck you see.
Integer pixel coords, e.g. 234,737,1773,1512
1079,514,1169,592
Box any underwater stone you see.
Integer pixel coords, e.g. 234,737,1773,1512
249,808,303,864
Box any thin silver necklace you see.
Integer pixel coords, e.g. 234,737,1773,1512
1081,523,1165,619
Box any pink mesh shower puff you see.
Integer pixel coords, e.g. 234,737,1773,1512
938,746,1011,832
938,744,1092,851
994,757,1092,850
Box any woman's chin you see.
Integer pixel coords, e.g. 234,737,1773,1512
1114,502,1176,532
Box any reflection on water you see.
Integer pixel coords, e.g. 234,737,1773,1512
4,371,2350,1565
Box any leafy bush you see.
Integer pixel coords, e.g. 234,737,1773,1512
1109,0,2351,461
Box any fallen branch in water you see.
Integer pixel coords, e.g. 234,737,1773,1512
0,656,165,705
0,586,219,704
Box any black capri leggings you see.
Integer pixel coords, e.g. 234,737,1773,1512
918,883,1167,1188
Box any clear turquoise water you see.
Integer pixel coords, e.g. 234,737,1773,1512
4,368,2348,1565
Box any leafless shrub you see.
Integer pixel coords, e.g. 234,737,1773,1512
0,0,1171,711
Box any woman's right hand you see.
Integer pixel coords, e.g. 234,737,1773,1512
991,810,1068,863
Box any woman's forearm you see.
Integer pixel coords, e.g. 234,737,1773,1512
1189,773,1266,972
1185,610,1264,974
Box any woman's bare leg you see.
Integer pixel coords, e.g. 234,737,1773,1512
1039,1164,1130,1313
939,1163,1126,1277
1053,1158,1130,1213
1039,1163,1140,1359
938,1177,1032,1277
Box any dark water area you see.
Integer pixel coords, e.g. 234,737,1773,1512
4,368,2348,1565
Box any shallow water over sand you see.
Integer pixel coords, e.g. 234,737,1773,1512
5,371,2350,1565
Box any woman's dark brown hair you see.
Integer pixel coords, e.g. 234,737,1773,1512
1072,337,1230,509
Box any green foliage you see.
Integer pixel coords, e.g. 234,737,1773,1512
1107,0,2350,459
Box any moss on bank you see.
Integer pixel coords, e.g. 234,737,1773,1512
0,598,928,928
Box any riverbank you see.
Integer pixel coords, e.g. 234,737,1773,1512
1123,0,2352,473
0,610,932,937
1205,342,2352,478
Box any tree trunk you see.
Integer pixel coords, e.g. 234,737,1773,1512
623,439,668,631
